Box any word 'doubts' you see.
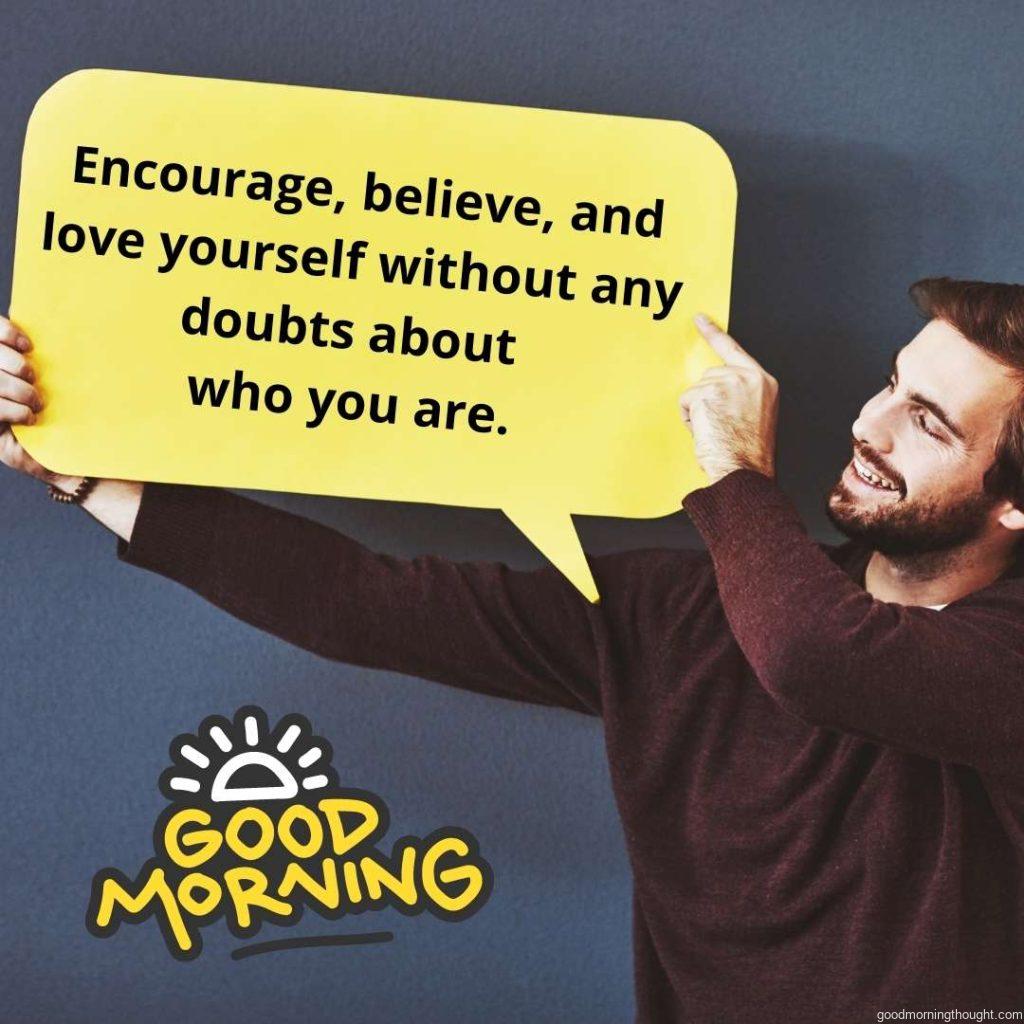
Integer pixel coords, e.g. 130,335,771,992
13,70,736,600
86,707,492,960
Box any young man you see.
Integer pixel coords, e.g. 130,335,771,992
3,278,1024,1021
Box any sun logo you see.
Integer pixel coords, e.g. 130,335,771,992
87,706,492,961
162,709,335,804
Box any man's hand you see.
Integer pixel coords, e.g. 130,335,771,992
0,315,84,492
679,314,779,486
0,312,144,539
0,316,50,479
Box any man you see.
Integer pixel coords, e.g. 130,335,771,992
3,277,1024,1021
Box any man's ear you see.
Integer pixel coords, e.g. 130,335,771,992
997,504,1024,532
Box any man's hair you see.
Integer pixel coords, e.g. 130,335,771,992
909,277,1024,509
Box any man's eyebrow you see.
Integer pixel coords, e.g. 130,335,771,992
890,349,966,441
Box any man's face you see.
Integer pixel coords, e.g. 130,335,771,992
827,318,1021,556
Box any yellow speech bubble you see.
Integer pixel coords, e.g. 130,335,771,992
11,69,735,602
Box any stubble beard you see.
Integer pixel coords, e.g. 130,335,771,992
826,474,996,559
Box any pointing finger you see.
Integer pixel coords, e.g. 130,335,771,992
694,314,761,370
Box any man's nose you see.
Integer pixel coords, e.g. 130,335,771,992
852,395,895,453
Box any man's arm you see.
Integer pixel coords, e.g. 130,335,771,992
0,317,672,719
109,480,632,715
80,478,144,540
679,314,1024,778
685,468,1024,778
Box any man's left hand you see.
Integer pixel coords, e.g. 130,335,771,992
679,314,779,486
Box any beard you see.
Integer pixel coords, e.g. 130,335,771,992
826,457,997,557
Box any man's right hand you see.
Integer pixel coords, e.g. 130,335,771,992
0,315,89,493
0,313,145,541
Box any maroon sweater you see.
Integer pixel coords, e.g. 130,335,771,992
117,469,1024,1021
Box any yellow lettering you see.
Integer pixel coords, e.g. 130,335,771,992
278,803,324,858
224,807,274,861
342,860,363,904
163,808,221,869
93,867,193,953
421,837,484,913
224,866,291,928
360,847,418,906
277,858,339,909
318,798,378,856
176,872,222,917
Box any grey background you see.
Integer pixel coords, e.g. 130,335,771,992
2,1,1022,1021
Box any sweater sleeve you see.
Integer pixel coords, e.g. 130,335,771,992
116,482,630,716
684,469,1024,778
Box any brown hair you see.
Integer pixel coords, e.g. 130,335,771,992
909,277,1024,508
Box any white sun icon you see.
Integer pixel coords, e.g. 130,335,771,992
159,707,338,804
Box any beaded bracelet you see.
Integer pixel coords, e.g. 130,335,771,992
47,476,98,505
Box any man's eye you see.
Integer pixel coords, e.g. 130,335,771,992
914,409,942,439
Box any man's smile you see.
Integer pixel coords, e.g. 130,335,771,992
844,455,902,496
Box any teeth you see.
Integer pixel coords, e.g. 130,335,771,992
853,457,898,491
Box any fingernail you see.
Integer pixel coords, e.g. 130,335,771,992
24,365,34,383
25,411,35,425
694,313,710,326
16,334,31,352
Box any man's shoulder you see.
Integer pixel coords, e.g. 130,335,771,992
956,552,1024,616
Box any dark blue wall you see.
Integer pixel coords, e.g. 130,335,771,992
3,2,1022,1020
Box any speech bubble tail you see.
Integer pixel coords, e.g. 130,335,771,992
503,507,600,605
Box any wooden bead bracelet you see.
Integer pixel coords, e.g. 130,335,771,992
47,476,98,505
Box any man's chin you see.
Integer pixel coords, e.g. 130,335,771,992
825,480,869,540
824,475,995,557
825,474,914,548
